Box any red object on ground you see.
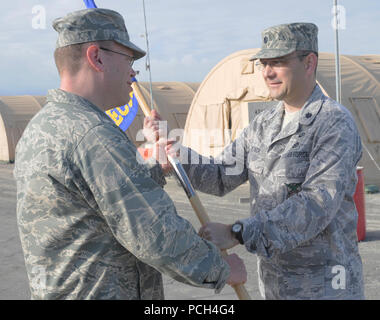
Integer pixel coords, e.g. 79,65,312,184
138,147,153,160
354,167,366,242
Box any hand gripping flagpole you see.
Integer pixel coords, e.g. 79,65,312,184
131,80,251,300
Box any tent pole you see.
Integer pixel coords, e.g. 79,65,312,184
334,0,342,103
142,0,154,110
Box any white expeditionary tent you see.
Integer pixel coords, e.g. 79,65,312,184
0,81,199,162
182,49,380,186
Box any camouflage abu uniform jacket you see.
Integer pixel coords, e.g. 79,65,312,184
14,89,230,300
180,85,365,299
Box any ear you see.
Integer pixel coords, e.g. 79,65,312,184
304,53,317,76
86,45,104,72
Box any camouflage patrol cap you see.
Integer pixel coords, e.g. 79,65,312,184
53,8,146,60
250,22,318,60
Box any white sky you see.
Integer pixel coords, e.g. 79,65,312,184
0,0,379,95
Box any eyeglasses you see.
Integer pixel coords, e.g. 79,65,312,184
99,47,135,67
255,53,309,71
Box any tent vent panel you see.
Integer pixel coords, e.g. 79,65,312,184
241,59,255,75
350,97,380,143
173,113,188,129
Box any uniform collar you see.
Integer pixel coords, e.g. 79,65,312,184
265,85,325,146
266,84,325,126
298,84,324,126
46,89,104,114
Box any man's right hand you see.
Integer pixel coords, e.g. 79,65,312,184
223,253,247,286
152,138,175,175
199,222,239,250
143,109,165,143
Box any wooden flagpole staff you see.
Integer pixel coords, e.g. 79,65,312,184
132,81,251,300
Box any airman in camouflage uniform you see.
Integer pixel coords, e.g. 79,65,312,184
14,8,246,300
154,23,365,299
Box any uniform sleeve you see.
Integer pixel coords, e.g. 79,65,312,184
71,124,230,292
140,151,167,188
240,117,362,258
179,127,249,196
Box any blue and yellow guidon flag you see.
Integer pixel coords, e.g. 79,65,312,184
83,1,139,131
105,78,139,132
83,0,97,8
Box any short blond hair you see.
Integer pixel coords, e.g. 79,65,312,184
53,40,115,76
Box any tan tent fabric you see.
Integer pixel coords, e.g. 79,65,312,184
0,82,199,162
0,96,45,162
183,49,380,186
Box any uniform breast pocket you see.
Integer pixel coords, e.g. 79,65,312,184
286,160,309,179
279,149,310,179
277,159,310,199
